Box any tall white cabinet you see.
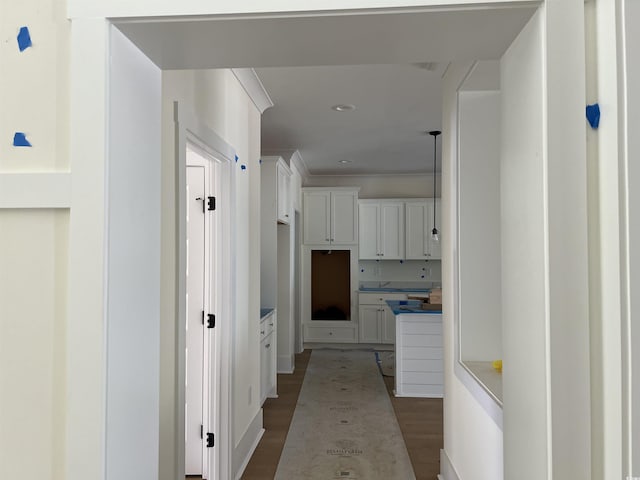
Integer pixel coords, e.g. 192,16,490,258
303,188,358,245
261,156,296,374
302,187,359,343
276,161,292,224
405,199,441,260
358,200,405,260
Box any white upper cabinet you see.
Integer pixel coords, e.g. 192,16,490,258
358,200,404,259
405,199,441,260
276,161,292,224
303,188,358,245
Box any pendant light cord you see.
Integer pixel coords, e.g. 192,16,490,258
429,131,441,236
433,135,437,227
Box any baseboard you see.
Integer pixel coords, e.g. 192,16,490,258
232,410,264,480
277,354,295,374
440,448,461,480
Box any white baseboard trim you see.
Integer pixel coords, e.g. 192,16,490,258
233,410,264,480
440,448,461,480
277,354,295,374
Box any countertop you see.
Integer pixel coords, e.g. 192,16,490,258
359,281,437,293
260,308,274,319
386,300,442,315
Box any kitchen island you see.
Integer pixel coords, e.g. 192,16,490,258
387,300,443,398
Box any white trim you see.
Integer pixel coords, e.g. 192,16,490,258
439,449,461,480
232,411,264,480
290,150,311,181
231,68,274,114
0,172,71,208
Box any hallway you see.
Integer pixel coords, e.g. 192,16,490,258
242,349,443,479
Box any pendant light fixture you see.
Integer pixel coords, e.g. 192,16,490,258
429,130,441,242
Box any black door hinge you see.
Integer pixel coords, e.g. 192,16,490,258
206,433,214,448
200,424,203,439
207,314,215,329
207,196,216,211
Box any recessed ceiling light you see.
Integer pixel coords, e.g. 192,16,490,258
332,104,356,112
339,159,352,164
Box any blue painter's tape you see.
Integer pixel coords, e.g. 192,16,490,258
13,132,32,147
421,275,425,279
259,159,262,165
586,103,600,129
241,164,246,170
235,155,239,163
360,268,365,273
17,26,32,52
400,260,404,264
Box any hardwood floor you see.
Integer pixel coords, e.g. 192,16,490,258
240,349,443,480
241,350,312,479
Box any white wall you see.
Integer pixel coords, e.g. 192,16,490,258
458,90,501,362
442,63,504,480
106,26,161,480
160,68,263,480
624,0,640,473
0,1,70,479
500,4,590,478
304,174,440,199
499,12,548,478
67,0,535,19
0,210,68,479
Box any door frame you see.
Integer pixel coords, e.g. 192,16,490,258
176,102,236,480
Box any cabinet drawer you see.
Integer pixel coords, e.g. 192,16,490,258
304,325,357,342
260,315,275,340
359,292,408,305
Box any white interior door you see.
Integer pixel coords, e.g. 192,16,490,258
185,165,205,475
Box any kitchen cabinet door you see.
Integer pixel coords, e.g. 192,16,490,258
381,306,396,344
331,190,358,244
303,190,331,244
380,202,404,259
405,201,428,259
359,203,380,259
358,305,381,343
276,162,291,224
426,198,442,260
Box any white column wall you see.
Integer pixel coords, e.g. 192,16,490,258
442,63,504,480
458,91,502,362
160,69,262,479
105,27,162,480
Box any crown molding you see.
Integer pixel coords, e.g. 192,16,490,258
289,150,311,182
231,68,274,114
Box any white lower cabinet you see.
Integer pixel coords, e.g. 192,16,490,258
260,312,277,405
359,305,381,343
381,306,396,344
358,292,407,344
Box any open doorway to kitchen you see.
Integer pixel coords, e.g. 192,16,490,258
100,3,589,479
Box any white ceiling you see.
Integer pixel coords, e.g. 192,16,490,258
116,5,536,175
257,64,445,175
